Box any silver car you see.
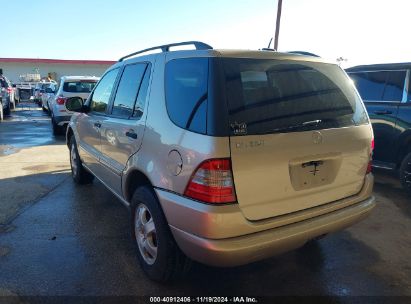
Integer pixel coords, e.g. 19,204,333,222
66,41,375,282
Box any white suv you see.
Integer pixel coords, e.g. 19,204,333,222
49,76,99,135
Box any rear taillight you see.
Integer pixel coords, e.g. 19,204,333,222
6,87,12,94
366,137,374,174
56,96,67,105
184,159,237,204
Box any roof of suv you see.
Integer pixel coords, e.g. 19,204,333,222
61,76,100,81
347,62,411,71
210,49,326,61
115,41,331,66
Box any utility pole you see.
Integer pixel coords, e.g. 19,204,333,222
274,0,283,50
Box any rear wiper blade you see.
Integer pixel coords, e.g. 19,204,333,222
270,119,322,133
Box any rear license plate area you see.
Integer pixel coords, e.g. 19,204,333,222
289,159,338,191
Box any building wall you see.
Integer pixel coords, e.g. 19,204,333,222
0,62,112,83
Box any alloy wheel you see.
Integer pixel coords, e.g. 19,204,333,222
70,143,78,178
134,203,158,265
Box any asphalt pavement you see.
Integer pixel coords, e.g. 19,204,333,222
0,103,410,301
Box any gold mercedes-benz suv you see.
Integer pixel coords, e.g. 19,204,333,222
66,41,375,282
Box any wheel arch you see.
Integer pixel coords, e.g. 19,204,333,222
396,130,411,168
123,169,155,204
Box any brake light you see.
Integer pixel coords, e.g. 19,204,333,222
6,87,12,94
184,159,237,204
366,137,374,174
56,96,67,105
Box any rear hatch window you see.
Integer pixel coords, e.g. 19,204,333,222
63,81,97,93
222,59,368,136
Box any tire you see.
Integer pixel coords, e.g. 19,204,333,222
69,136,94,184
3,103,10,116
51,117,64,136
130,186,190,282
399,152,411,194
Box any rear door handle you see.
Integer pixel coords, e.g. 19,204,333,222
94,122,101,128
126,130,138,139
373,110,392,115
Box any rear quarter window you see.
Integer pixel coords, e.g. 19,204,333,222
165,58,209,134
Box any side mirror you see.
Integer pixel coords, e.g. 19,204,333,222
66,96,84,112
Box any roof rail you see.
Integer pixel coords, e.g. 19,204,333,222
118,41,213,62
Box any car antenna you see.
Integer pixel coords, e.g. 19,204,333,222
267,38,273,49
260,38,276,51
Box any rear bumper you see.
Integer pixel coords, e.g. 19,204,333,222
156,174,375,267
54,114,71,126
170,196,374,266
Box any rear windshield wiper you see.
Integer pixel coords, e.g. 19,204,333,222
270,119,322,133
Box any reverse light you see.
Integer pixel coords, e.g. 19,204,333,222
184,159,237,204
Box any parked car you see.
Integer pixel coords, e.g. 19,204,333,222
41,82,58,112
0,75,14,116
49,76,99,135
34,81,56,105
34,82,45,104
66,41,375,282
347,63,411,192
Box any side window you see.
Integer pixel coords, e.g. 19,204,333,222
408,74,411,102
349,71,405,102
165,58,208,134
90,68,119,113
112,63,147,118
383,71,406,101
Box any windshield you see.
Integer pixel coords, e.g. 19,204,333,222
222,58,369,135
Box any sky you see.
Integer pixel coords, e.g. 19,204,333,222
1,0,409,68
